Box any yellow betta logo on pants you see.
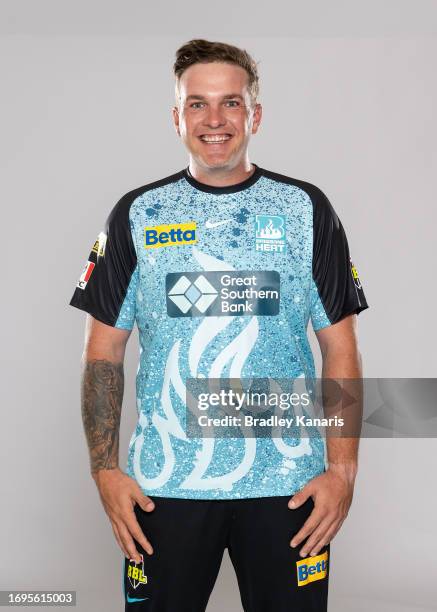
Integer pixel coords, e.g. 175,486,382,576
144,222,197,249
296,550,328,586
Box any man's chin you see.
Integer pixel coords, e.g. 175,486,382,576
194,152,237,172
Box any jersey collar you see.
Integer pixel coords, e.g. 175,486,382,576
182,164,263,194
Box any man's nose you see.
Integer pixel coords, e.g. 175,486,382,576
203,105,226,128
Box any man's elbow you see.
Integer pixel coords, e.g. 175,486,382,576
81,315,131,363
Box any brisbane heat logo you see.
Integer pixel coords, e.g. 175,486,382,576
255,214,286,253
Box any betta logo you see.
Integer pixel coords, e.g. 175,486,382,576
144,221,197,249
296,550,328,587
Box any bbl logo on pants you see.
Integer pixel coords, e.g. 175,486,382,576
127,555,148,590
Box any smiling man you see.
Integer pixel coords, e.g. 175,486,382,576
69,39,368,611
173,56,261,179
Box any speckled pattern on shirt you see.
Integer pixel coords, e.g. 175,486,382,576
69,160,371,497
114,169,335,499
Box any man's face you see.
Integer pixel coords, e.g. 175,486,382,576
173,62,262,171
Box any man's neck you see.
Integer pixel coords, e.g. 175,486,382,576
188,159,255,187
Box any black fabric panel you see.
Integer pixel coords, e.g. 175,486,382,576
69,193,137,326
311,187,369,324
69,171,185,326
260,169,369,325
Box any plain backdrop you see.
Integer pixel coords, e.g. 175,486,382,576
1,1,436,611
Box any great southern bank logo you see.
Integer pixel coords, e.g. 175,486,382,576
144,221,197,249
296,550,328,587
167,274,219,315
166,270,280,318
255,214,286,253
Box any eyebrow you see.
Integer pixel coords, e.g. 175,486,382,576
185,94,244,101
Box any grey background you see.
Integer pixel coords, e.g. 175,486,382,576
1,1,436,610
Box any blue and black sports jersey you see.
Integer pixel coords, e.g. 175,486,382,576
69,164,368,499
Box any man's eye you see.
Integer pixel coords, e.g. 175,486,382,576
190,102,204,109
225,100,240,107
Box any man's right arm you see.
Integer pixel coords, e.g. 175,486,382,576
81,314,154,562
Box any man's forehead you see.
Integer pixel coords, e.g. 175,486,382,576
185,93,245,101
178,62,250,96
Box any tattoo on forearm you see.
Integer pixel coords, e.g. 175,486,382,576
81,359,124,473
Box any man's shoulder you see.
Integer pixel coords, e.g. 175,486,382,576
260,167,329,206
119,169,186,206
106,169,186,225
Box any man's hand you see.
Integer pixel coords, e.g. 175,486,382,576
288,463,357,558
93,468,155,562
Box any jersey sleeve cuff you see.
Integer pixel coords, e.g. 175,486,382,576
69,295,134,330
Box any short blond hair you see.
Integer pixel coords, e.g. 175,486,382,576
174,38,259,104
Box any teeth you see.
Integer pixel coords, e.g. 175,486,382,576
200,135,231,142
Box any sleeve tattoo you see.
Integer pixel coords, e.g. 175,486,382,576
81,359,124,473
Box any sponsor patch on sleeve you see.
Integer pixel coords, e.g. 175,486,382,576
350,257,362,289
76,261,95,290
92,231,107,257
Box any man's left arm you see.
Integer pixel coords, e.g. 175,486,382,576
288,313,362,557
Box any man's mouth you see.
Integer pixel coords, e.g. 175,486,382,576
199,134,233,143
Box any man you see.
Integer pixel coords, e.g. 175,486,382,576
70,39,368,612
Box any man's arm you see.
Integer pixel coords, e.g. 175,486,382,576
81,315,125,473
317,311,361,481
288,314,362,556
81,314,154,562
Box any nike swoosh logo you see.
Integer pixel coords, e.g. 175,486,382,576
127,595,149,603
205,219,231,228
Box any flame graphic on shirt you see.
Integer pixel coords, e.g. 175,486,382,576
132,246,312,492
259,218,282,239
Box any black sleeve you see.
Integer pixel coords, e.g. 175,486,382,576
310,186,369,330
69,193,138,329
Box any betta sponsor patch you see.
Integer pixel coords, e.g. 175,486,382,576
296,550,328,587
144,222,197,249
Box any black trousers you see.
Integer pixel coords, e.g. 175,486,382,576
123,495,329,612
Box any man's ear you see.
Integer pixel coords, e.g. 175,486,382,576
172,106,181,137
251,103,262,135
